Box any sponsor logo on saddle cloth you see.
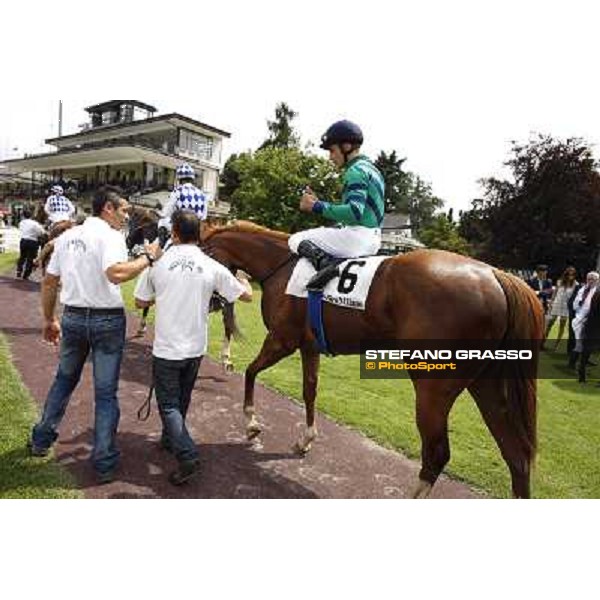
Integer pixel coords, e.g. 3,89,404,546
286,256,389,310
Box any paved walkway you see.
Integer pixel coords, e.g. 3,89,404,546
0,274,482,498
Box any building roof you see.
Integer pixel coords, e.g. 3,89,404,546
1,145,218,173
382,213,410,230
45,113,231,145
85,100,157,113
381,232,425,249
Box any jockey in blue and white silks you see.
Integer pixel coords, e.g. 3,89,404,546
44,185,76,225
160,164,208,233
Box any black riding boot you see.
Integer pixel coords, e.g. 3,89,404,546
297,240,341,291
307,263,343,291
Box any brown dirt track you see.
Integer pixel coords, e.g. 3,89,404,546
0,274,482,499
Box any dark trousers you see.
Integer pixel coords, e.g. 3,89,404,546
17,239,39,279
153,356,202,463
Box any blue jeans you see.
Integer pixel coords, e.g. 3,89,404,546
153,356,202,464
32,310,126,474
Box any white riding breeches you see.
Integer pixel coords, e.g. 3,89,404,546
48,213,72,224
289,226,382,258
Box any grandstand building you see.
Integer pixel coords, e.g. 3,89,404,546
0,100,232,219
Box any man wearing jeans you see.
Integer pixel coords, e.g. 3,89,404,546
134,210,252,485
29,186,162,484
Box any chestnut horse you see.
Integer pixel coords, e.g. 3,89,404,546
202,221,544,498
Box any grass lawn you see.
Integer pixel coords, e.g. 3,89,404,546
0,252,80,498
190,285,598,499
0,251,19,274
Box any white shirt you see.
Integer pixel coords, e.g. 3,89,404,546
134,244,246,360
47,217,128,308
19,219,46,241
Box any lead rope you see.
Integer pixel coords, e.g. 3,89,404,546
137,362,155,421
137,385,154,422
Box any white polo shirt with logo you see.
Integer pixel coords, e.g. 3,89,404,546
134,244,246,360
19,218,46,242
47,217,128,308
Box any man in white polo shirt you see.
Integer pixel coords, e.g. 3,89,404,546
16,209,46,280
29,186,163,484
134,210,252,485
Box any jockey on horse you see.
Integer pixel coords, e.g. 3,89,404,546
44,185,76,232
134,166,239,369
35,185,77,274
289,120,385,290
133,163,208,336
159,163,208,246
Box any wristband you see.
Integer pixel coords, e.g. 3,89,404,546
312,200,326,214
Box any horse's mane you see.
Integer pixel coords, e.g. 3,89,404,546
129,205,159,225
204,220,290,242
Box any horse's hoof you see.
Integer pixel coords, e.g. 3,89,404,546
411,480,433,499
292,442,311,456
246,425,262,441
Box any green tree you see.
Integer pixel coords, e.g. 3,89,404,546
459,135,600,271
219,152,244,201
259,102,300,150
405,173,444,234
375,150,409,213
374,150,443,234
228,147,341,232
419,214,471,255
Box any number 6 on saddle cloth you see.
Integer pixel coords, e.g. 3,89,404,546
286,256,388,355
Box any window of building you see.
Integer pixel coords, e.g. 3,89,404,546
179,130,214,161
134,107,150,122
102,111,117,125
120,104,134,123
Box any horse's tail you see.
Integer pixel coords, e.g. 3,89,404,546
492,269,544,465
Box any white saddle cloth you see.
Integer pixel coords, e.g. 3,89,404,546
286,256,389,310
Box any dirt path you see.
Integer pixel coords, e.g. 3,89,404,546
0,275,482,498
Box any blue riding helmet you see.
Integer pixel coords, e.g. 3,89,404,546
176,163,196,180
320,120,364,150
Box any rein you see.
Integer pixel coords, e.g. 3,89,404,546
257,254,298,286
